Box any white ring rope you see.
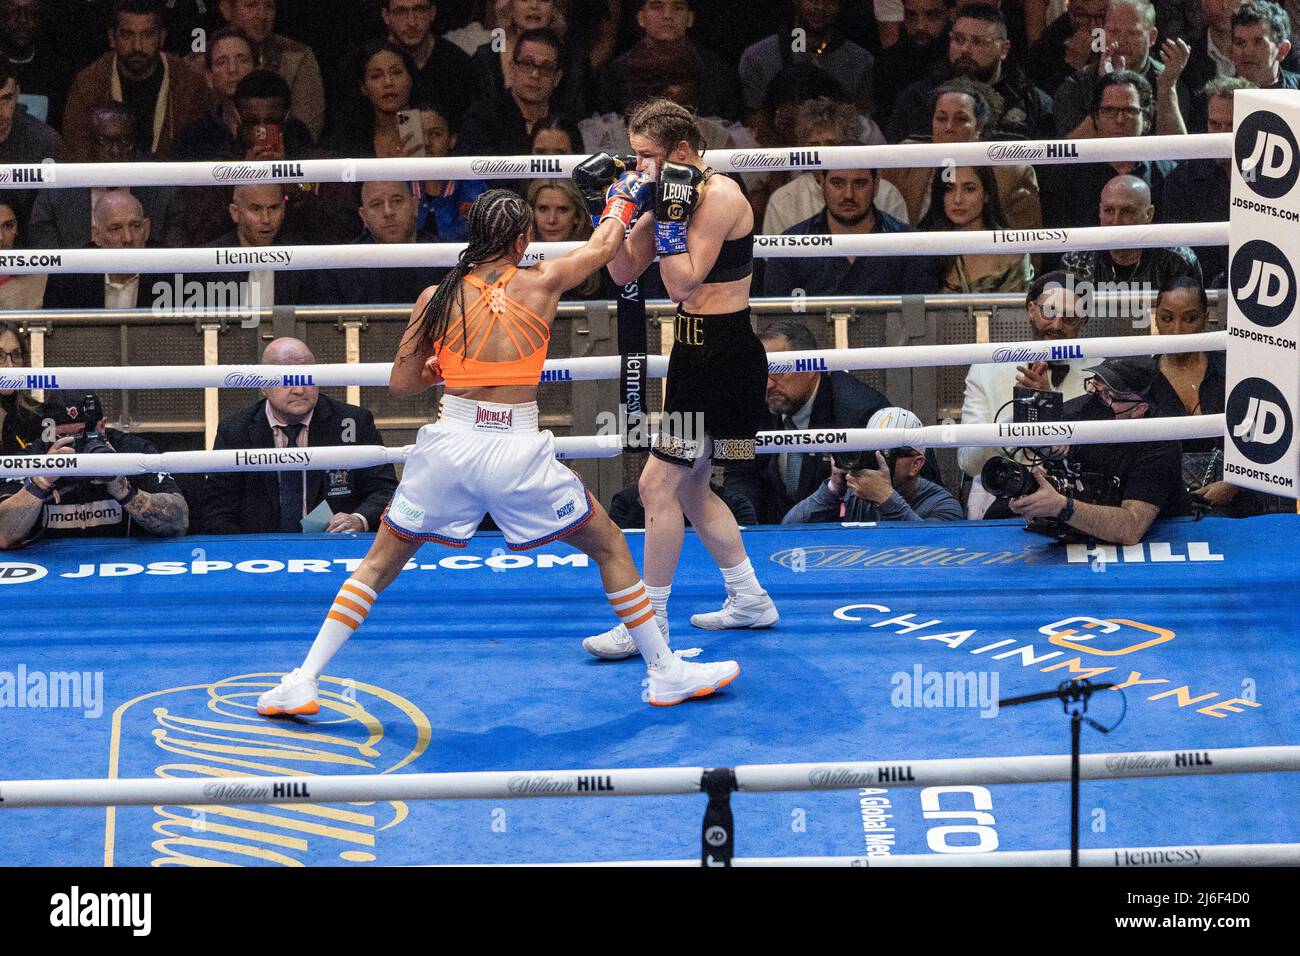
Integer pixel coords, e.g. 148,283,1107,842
1,134,1229,191
0,744,1293,809
0,332,1227,390
0,223,1227,275
525,844,1300,867
0,416,1227,477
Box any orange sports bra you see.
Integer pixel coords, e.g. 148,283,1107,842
435,266,551,388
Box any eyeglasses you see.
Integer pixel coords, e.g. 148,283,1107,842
950,31,997,49
513,58,559,77
1098,105,1143,119
1,348,25,365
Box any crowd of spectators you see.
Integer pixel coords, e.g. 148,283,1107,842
0,0,1293,546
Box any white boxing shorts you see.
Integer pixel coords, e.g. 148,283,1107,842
382,395,594,551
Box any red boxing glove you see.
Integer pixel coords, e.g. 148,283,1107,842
600,171,655,229
424,353,443,385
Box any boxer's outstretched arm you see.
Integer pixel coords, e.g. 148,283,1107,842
537,216,627,294
608,214,656,285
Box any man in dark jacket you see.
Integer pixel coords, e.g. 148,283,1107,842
723,319,893,524
887,4,1054,141
41,190,174,309
202,337,398,535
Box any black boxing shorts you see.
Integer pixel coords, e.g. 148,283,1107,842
652,306,768,465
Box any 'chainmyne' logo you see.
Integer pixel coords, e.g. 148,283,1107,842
1230,240,1295,328
1235,111,1299,199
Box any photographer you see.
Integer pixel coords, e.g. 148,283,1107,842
0,391,188,549
783,407,963,525
1000,358,1186,546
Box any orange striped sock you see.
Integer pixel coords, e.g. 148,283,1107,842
302,578,378,677
607,580,669,665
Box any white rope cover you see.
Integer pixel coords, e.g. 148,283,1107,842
0,332,1226,390
0,415,1228,477
1,744,1293,809
537,843,1300,867
0,134,1228,191
0,223,1227,274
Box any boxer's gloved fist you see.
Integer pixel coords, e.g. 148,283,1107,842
574,152,635,228
654,162,703,256
600,170,655,229
423,352,443,386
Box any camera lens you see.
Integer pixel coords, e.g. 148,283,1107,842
982,456,1037,498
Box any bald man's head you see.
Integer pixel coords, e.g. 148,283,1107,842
260,337,318,422
91,190,150,249
230,183,285,246
1099,174,1154,227
261,337,315,365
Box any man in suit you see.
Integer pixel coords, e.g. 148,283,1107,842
723,319,892,524
41,190,172,308
323,180,445,306
201,336,398,535
28,102,185,250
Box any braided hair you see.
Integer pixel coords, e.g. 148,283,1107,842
405,189,534,353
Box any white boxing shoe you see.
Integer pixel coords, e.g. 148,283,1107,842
646,655,740,706
689,590,779,630
583,613,669,660
256,668,321,716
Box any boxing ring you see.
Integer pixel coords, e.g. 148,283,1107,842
1,107,1298,867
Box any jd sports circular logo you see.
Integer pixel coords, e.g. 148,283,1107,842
1230,240,1295,328
1227,378,1293,465
704,825,728,847
0,562,48,585
1235,111,1299,199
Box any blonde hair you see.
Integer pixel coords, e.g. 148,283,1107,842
526,178,591,242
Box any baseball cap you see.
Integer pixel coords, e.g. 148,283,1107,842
42,390,104,427
866,406,926,454
1084,357,1159,398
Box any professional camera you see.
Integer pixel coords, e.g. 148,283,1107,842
831,448,903,473
72,393,112,456
981,454,1123,541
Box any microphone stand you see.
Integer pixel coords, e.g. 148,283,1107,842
998,679,1116,867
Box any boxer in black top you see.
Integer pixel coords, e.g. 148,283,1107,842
576,98,778,660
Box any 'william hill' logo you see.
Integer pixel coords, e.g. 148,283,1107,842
282,374,315,387
0,373,60,389
104,674,432,866
1051,344,1082,360
539,369,572,382
5,167,45,183
530,158,562,173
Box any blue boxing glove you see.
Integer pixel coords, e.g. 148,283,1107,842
600,170,656,229
574,152,638,228
654,162,704,256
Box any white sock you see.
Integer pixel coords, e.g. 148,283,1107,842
301,578,377,678
720,558,763,597
607,581,672,666
644,583,671,618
